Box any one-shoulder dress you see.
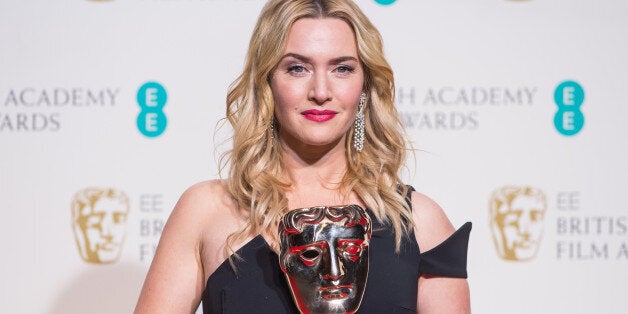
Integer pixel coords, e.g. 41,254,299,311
202,186,472,313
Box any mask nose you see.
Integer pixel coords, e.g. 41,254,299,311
100,214,115,242
323,246,345,282
518,212,533,239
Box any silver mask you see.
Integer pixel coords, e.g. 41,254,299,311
279,205,372,314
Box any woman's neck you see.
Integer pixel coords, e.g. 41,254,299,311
279,138,356,208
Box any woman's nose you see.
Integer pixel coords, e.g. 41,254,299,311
308,72,331,105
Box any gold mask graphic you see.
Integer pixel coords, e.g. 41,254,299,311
71,188,130,264
489,186,546,261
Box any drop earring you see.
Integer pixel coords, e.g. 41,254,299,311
270,116,276,142
353,92,366,152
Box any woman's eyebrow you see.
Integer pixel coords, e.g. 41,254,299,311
281,53,358,64
329,56,358,64
281,53,312,63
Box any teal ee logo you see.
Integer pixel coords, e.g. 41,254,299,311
553,80,584,136
374,0,397,5
137,81,167,137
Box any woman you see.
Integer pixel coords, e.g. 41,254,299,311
135,0,471,313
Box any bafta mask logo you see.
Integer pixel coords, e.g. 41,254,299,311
71,188,130,264
279,205,372,314
489,185,547,261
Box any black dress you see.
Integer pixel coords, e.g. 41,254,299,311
202,187,471,313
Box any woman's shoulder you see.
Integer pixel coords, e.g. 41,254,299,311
134,180,240,312
409,190,471,313
180,178,241,219
172,180,250,274
409,190,456,253
176,179,232,210
166,180,240,240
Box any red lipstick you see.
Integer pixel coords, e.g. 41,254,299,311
301,109,337,122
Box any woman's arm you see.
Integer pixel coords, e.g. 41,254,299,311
411,191,471,314
134,181,225,314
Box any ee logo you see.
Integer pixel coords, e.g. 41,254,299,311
137,81,168,138
374,0,397,5
553,80,584,136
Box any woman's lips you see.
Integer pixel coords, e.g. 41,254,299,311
301,109,337,122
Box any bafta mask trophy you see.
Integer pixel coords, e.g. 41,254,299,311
279,205,372,314
71,187,130,264
489,185,547,261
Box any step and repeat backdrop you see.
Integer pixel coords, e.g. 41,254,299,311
1,0,627,313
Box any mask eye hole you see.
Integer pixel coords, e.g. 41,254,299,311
299,248,321,266
338,240,365,262
301,248,320,259
343,244,361,255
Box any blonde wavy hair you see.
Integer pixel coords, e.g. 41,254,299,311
221,0,413,256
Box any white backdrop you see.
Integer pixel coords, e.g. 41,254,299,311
1,0,627,313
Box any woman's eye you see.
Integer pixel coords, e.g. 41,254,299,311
287,65,306,74
336,65,354,74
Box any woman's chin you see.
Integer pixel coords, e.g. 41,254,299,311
285,138,345,150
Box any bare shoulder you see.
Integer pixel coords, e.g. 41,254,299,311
172,179,233,217
163,180,233,237
134,180,239,313
410,190,456,252
169,179,241,252
411,191,471,314
174,180,245,274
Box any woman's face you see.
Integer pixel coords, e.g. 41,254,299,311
270,18,364,151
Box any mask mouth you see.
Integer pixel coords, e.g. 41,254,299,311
318,285,353,300
514,240,534,250
96,243,119,252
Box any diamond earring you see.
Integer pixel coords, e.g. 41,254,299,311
353,92,366,152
